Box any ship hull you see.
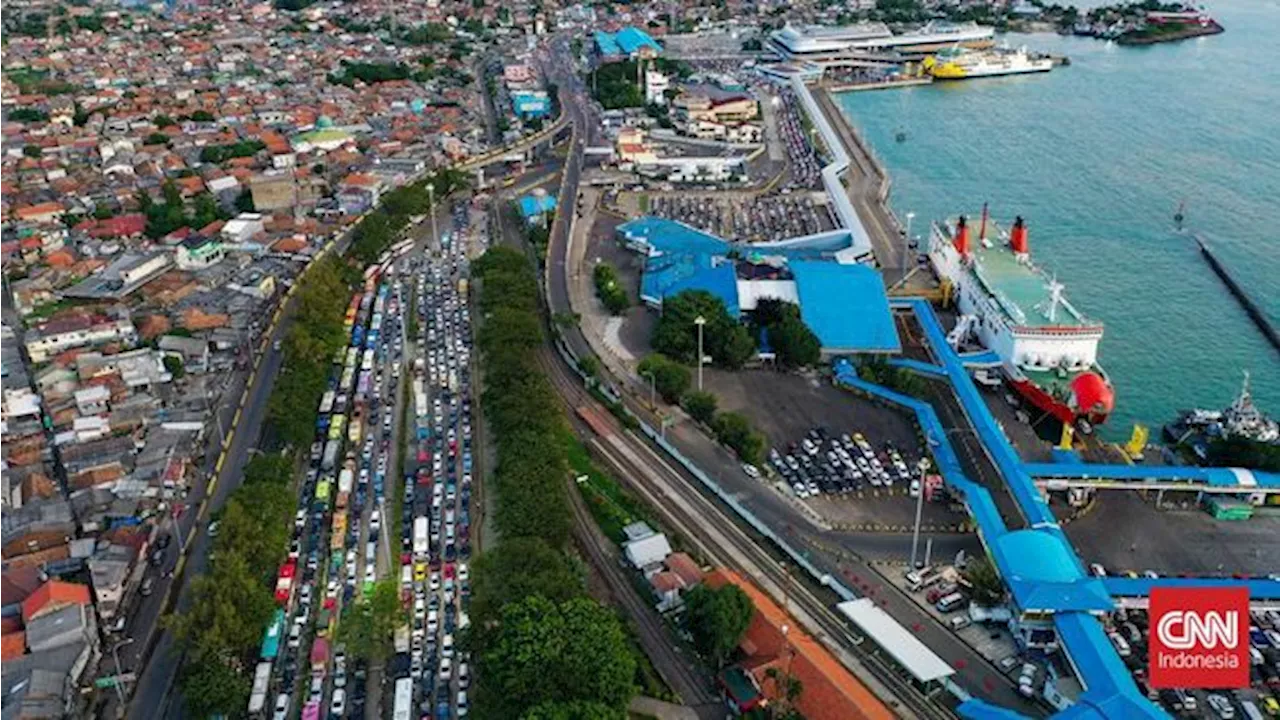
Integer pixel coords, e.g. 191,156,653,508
1009,375,1110,430
933,61,1053,79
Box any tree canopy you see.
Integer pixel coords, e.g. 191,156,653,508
470,536,585,626
636,354,690,404
475,596,636,718
592,262,629,315
750,298,821,369
651,290,754,369
684,583,755,667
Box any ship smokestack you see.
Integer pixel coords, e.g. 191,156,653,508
954,216,970,255
979,202,989,241
1010,215,1029,255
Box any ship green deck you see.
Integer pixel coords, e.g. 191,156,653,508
954,218,1094,329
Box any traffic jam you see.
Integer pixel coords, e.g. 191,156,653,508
395,201,484,720
250,234,416,720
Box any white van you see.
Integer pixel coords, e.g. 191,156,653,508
935,592,966,613
443,633,454,658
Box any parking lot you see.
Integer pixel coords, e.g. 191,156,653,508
1064,490,1280,577
648,192,835,243
1102,605,1280,719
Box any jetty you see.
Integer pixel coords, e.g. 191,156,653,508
1194,234,1280,354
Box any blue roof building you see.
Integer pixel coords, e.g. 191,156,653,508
518,193,558,226
595,26,662,60
511,92,552,120
618,217,898,354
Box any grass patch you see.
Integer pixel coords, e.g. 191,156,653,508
562,427,651,543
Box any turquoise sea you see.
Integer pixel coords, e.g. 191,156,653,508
836,0,1280,438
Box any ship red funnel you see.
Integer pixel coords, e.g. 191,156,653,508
954,216,970,255
1010,215,1029,254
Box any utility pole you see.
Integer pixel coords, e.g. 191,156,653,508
909,467,926,569
694,315,706,390
902,211,915,273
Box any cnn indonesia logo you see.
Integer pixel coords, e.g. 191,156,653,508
1149,587,1249,689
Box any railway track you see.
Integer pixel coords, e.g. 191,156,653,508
538,344,956,720
564,473,717,706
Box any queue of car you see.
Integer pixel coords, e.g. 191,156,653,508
394,201,485,720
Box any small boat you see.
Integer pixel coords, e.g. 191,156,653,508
895,127,908,142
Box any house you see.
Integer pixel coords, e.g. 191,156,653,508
221,213,265,243
175,235,225,270
25,603,96,654
337,174,383,215
13,202,65,225
88,543,140,621
706,568,894,720
250,173,298,212
22,315,137,364
158,335,210,373
622,526,672,573
21,580,92,625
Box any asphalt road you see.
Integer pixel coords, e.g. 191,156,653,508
126,324,289,719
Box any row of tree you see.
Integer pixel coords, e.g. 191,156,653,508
265,256,355,449
167,454,298,717
471,247,639,719
347,168,468,264
199,139,267,165
592,262,630,315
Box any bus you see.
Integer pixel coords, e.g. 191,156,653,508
348,415,362,446
393,677,413,720
318,391,336,415
361,349,375,372
261,608,286,660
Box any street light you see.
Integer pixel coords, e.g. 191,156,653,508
694,316,706,391
641,370,656,410
903,211,915,271
108,637,135,703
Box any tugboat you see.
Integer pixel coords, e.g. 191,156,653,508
930,207,1115,432
1163,372,1279,459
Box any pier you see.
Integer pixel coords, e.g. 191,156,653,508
1194,234,1280,354
824,76,933,93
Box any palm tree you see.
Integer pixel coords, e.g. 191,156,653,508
764,666,804,719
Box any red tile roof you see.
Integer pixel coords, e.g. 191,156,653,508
1,632,25,660
705,568,894,720
21,579,92,623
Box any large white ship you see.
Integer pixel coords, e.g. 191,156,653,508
923,46,1054,80
929,210,1115,431
770,21,995,60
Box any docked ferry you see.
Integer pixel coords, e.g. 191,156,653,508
923,46,1054,80
929,211,1115,432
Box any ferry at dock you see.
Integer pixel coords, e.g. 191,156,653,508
929,210,1115,432
923,46,1054,80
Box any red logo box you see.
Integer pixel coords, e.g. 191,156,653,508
1149,586,1249,689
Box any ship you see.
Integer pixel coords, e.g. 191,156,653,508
923,45,1054,80
929,210,1115,432
1163,372,1279,459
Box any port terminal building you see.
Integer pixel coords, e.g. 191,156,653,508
618,216,899,356
769,22,995,61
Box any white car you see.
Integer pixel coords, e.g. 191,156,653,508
430,572,441,591
272,693,290,720
742,464,760,479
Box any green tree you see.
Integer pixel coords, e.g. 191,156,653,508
154,114,177,128
752,299,821,369
684,583,754,667
145,132,171,146
188,109,215,122
637,354,690,404
651,290,754,369
961,557,1005,607
92,204,116,220
592,262,629,315
9,108,48,123
682,390,717,425
178,652,251,719
234,188,256,213
763,667,804,719
476,596,636,718
163,354,185,379
712,412,765,465
23,145,42,158
522,700,624,720
471,537,585,626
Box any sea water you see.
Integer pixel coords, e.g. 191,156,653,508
836,0,1280,437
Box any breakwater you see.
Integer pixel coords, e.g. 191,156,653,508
1194,234,1280,354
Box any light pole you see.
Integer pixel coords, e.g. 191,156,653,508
108,637,135,703
426,183,439,248
902,211,915,272
694,316,706,391
914,435,938,568
642,370,656,410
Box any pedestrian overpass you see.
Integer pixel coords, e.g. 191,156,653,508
1103,577,1280,610
1025,461,1280,496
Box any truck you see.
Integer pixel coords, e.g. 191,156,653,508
310,637,330,673
393,677,414,720
247,661,272,714
394,624,410,654
322,440,340,471
331,512,347,550
413,517,429,559
338,466,355,495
